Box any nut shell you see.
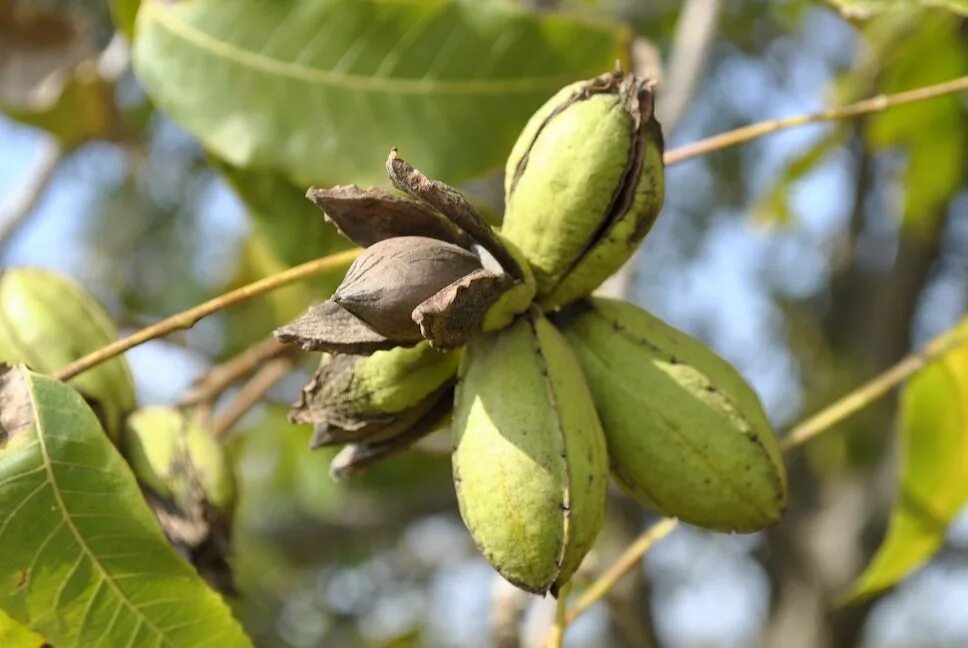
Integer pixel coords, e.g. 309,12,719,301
334,236,482,340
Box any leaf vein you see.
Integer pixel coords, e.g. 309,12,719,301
145,1,578,95
0,478,50,536
31,385,177,647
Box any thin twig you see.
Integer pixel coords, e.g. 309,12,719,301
663,75,968,166
181,337,293,407
546,582,571,648
52,248,360,382
780,323,968,451
211,357,296,438
564,518,679,626
0,139,66,249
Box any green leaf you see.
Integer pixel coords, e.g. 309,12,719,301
0,608,46,647
131,0,628,186
231,405,343,527
845,320,968,601
1,70,125,148
0,365,252,647
110,0,140,40
826,0,968,18
863,11,968,236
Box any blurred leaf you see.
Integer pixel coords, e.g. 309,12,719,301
0,3,126,146
110,0,139,39
0,268,137,443
1,66,124,147
825,0,968,17
233,404,343,529
0,609,46,647
0,4,91,103
233,403,453,531
862,11,968,235
845,320,968,601
0,366,252,647
131,0,629,186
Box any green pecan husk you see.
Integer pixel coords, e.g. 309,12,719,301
502,71,665,310
556,298,788,533
0,268,136,442
123,407,237,593
452,311,608,594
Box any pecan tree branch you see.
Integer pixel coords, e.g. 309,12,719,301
181,337,294,407
52,248,360,382
780,322,968,451
564,518,679,626
211,357,296,438
50,78,968,383
664,75,968,165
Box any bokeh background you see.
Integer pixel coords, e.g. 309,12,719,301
2,1,967,646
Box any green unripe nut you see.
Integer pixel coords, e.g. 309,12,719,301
558,298,787,533
0,268,136,442
320,342,460,418
480,234,536,333
452,313,608,594
502,71,665,309
123,407,236,518
293,341,460,449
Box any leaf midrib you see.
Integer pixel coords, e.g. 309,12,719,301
142,0,592,96
29,375,176,648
